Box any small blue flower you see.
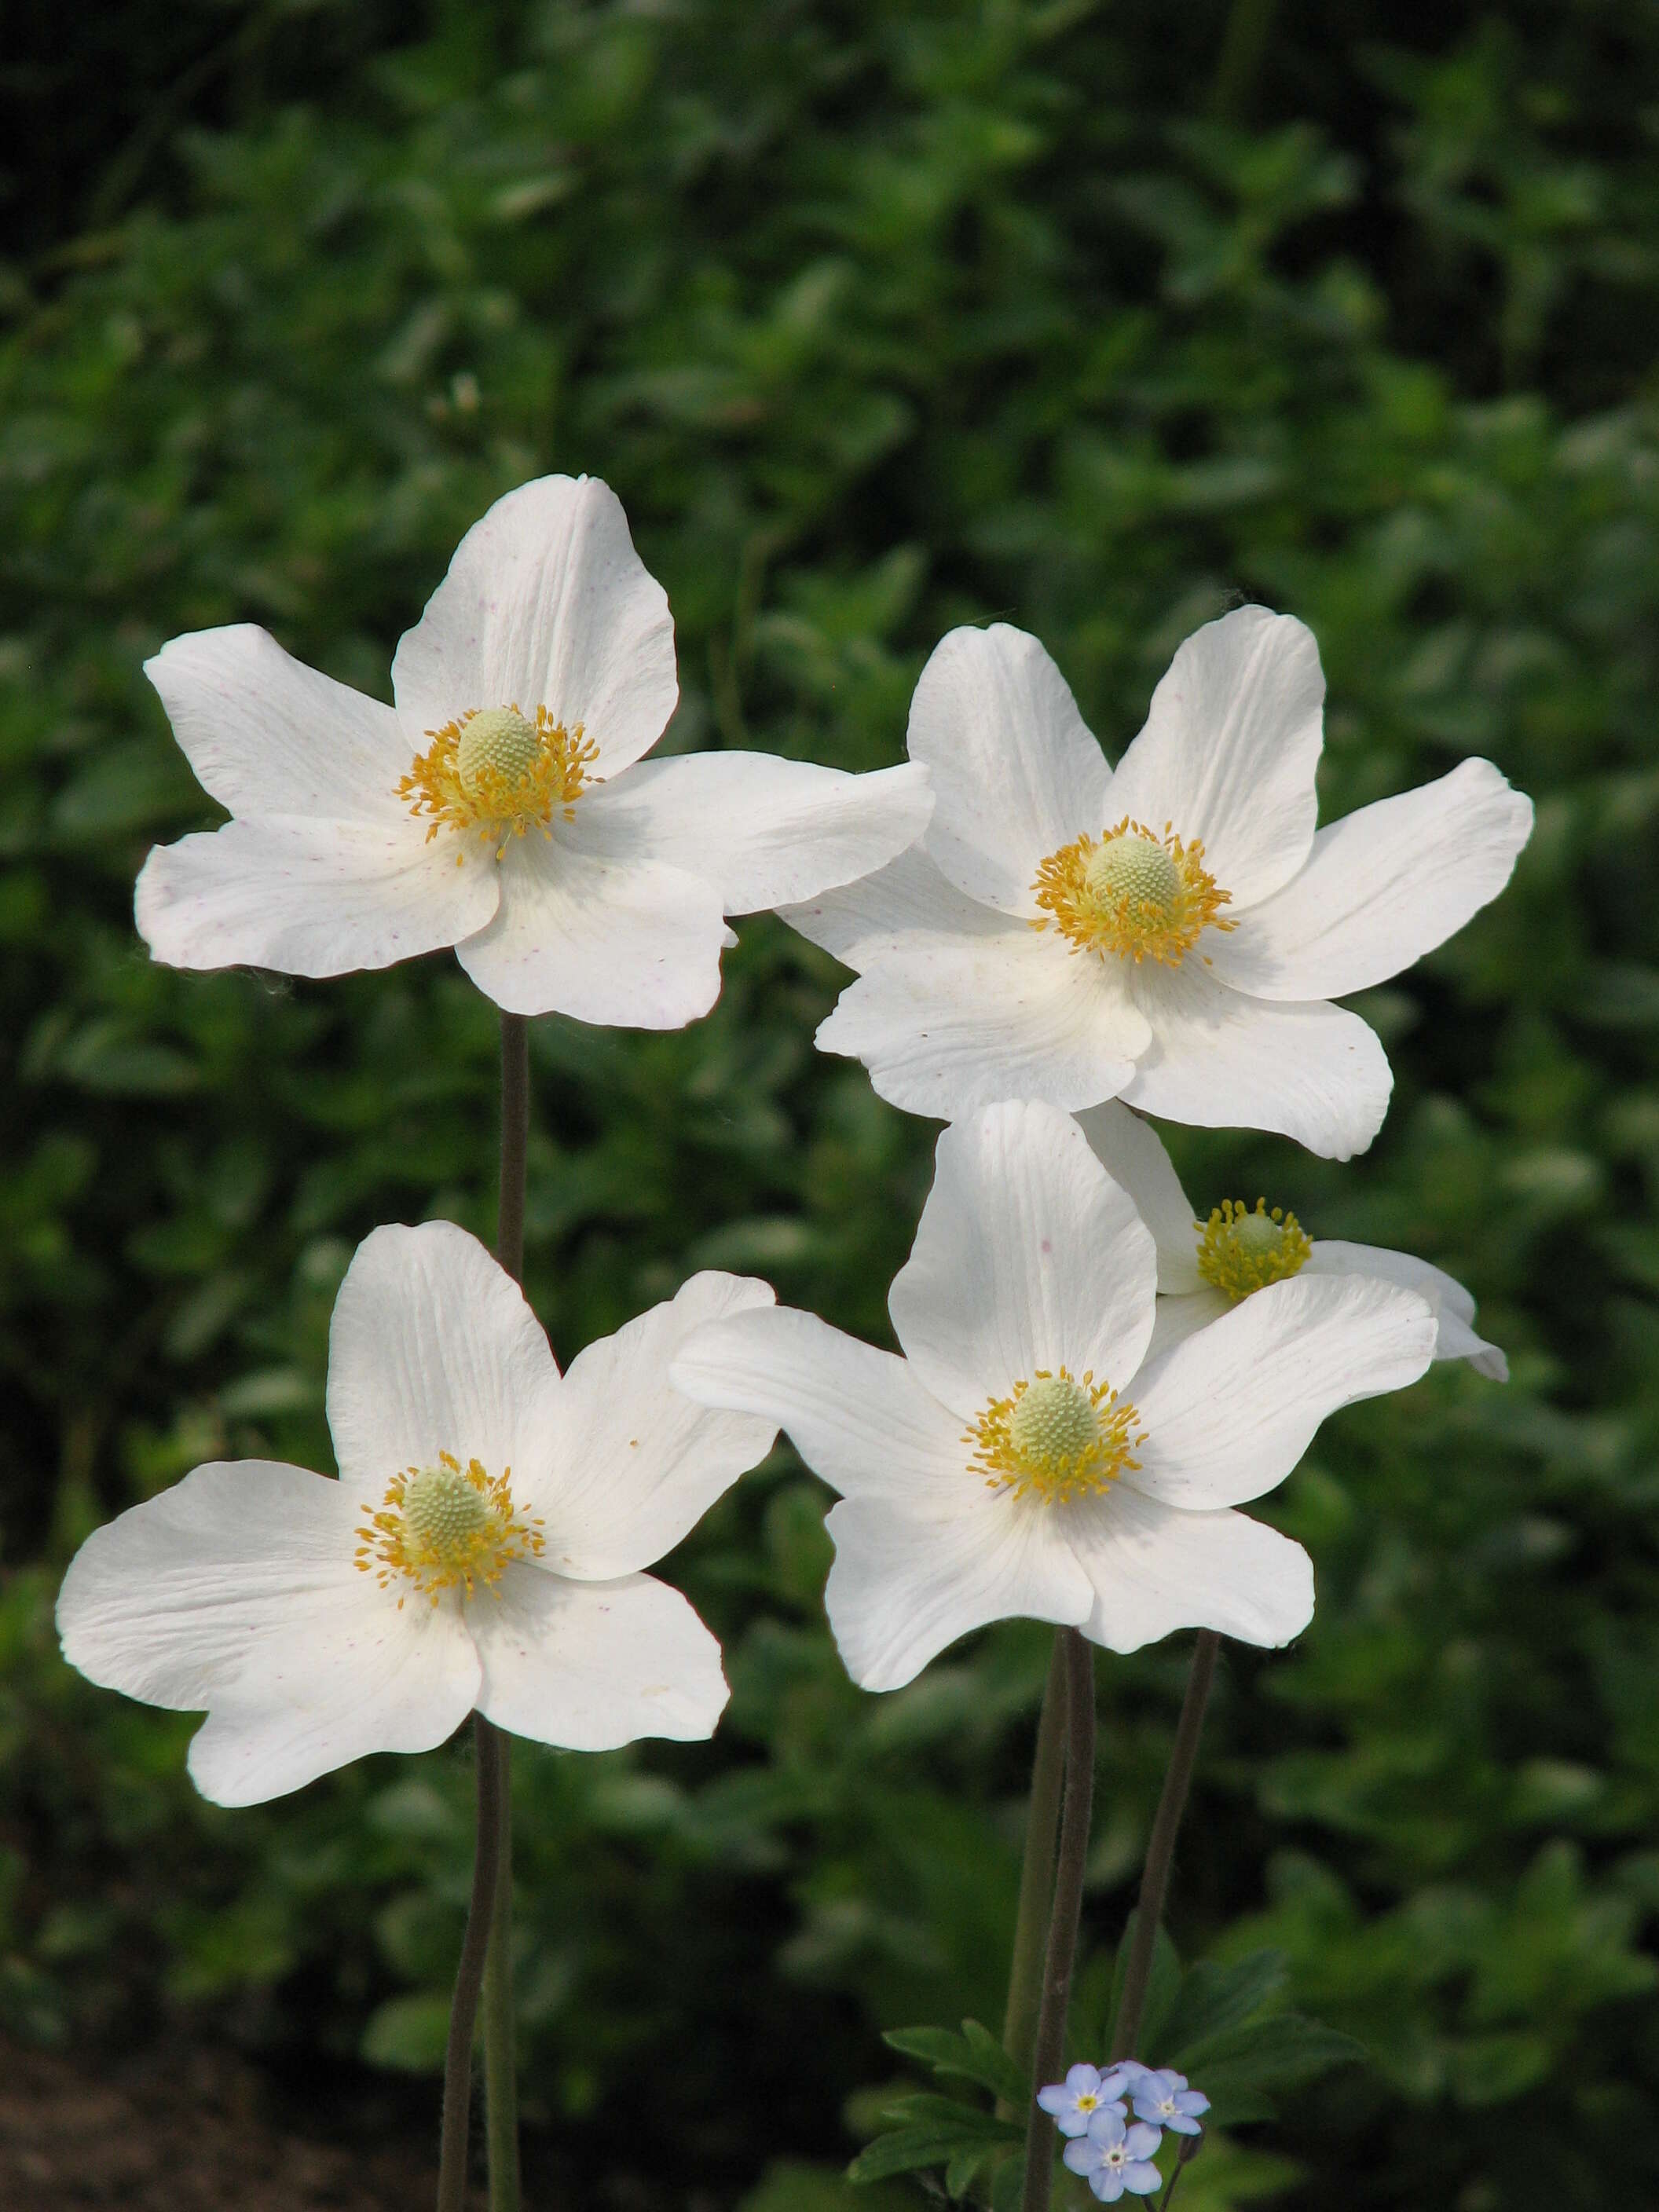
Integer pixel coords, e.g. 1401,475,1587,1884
1098,2060,1152,2100
1130,2067,1210,2135
1062,2110,1163,2200
1037,2062,1126,2137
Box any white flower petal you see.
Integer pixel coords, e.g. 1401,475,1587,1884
536,1272,778,1577
670,1304,971,1505
1073,1101,1204,1293
1130,1273,1437,1508
1205,757,1533,1001
888,1103,1157,1416
1144,1287,1229,1360
469,1563,727,1748
781,844,1015,970
56,1463,479,1807
391,475,676,778
823,1492,1093,1690
1305,1241,1507,1379
575,753,932,915
906,625,1112,914
815,929,1151,1122
1119,959,1393,1160
454,833,731,1025
326,1221,562,1496
1063,1484,1313,1654
1104,608,1324,907
145,624,415,828
136,815,498,977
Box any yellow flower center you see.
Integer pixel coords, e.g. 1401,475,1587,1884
1195,1199,1312,1302
966,1368,1144,1504
1032,816,1234,965
355,1450,544,1607
397,704,599,861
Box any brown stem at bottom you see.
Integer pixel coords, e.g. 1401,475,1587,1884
436,1716,505,2211
1019,1629,1097,2212
1109,1631,1220,2064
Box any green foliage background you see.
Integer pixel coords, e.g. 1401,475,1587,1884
5,1,1659,2203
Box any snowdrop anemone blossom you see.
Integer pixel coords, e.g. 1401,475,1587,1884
670,1101,1439,1688
135,474,932,1025
1076,1098,1510,1379
780,612,1532,1158
56,1222,778,1804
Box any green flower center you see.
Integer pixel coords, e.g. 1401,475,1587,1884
1082,831,1183,923
1008,1375,1101,1470
1195,1199,1313,1303
401,1463,494,1557
456,707,544,800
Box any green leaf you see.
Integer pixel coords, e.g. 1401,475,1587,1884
1160,1950,1288,2065
882,2020,1028,2104
990,2157,1026,2212
1180,2012,1370,2102
360,1990,451,2072
877,2094,1020,2141
849,2122,1001,2185
944,2142,1001,2198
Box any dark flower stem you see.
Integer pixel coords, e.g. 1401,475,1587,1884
1000,1635,1068,2108
434,1013,530,2212
1109,1632,1220,2064
1020,1629,1097,2212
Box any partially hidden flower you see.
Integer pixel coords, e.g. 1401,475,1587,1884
670,1100,1437,1689
1037,2063,1126,2137
1129,2067,1209,2136
780,612,1532,1158
57,1223,778,1804
1063,2111,1164,2200
137,475,931,1026
1077,1099,1509,1379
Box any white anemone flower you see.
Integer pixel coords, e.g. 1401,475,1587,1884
1077,1098,1510,1379
57,1223,778,1805
136,474,932,1026
781,612,1532,1158
670,1101,1437,1689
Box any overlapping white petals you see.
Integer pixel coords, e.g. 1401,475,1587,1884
538,1272,778,1577
471,1565,729,1749
1076,1100,1510,1375
888,1104,1156,1415
784,612,1529,1155
58,1222,772,1802
390,475,678,780
137,473,936,1025
56,1463,480,1807
906,624,1111,914
1130,1273,1436,1509
1207,757,1533,1002
675,1101,1437,1684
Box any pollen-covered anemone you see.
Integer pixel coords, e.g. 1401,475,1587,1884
56,1222,782,1806
135,473,932,1028
778,611,1533,1159
1075,1098,1511,1379
671,1100,1438,1691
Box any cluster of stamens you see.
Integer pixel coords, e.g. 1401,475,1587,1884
397,704,599,860
355,1450,544,1606
1195,1199,1312,1303
1032,817,1233,965
966,1368,1144,1504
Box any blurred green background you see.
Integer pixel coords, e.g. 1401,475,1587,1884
5,0,1658,2204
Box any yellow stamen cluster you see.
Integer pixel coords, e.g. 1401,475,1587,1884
397,704,599,861
1032,817,1234,965
1195,1199,1313,1303
965,1367,1144,1504
355,1450,544,1607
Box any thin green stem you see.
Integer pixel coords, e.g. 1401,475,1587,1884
1000,1635,1068,2108
481,1010,529,2211
1109,1632,1220,2064
1020,1629,1097,2212
436,1719,504,2212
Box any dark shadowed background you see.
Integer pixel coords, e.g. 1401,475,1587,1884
4,2,1658,2206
